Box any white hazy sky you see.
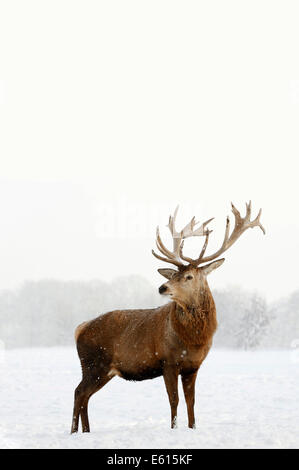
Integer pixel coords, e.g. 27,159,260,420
0,0,299,302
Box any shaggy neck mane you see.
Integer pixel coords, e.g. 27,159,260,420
170,283,217,346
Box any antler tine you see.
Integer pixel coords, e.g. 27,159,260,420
245,200,252,221
167,205,179,236
152,206,184,268
231,202,242,225
156,227,178,260
251,208,266,235
166,205,183,258
181,216,196,235
221,216,231,250
151,249,182,267
181,217,214,238
179,240,195,264
197,228,213,261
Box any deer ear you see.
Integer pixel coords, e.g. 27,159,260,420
201,258,225,275
157,268,177,280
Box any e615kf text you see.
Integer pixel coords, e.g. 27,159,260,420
152,454,192,465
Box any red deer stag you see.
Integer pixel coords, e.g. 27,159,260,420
71,202,265,432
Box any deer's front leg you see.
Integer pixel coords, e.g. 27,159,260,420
163,366,179,428
181,370,198,429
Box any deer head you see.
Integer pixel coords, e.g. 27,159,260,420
153,202,265,306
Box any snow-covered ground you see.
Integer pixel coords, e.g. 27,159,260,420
0,347,298,449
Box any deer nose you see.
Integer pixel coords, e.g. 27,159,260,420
159,284,167,294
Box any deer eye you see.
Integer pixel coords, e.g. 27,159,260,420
185,275,193,281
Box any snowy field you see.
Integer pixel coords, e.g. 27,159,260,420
0,347,298,449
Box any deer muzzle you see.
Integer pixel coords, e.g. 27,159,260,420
159,284,168,295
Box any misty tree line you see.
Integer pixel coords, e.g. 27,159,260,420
0,275,298,349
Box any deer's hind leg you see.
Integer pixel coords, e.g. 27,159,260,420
71,369,112,434
79,374,112,432
71,378,89,433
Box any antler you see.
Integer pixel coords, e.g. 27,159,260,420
191,201,265,266
152,202,265,268
152,206,213,268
